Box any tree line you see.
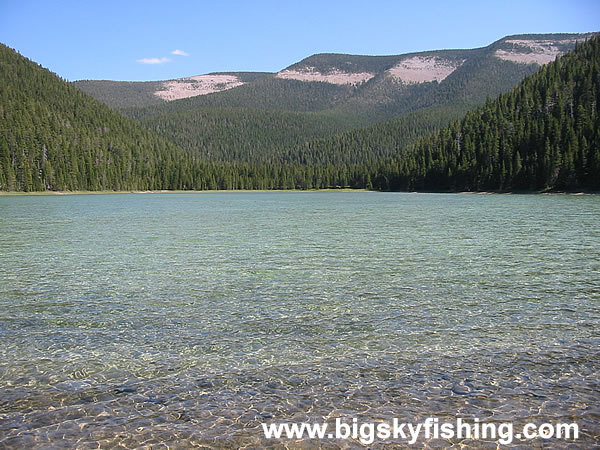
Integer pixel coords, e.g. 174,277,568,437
1,36,598,192
373,36,600,191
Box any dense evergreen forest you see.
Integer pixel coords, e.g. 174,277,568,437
0,35,598,192
0,44,239,191
116,35,578,173
0,44,369,191
138,107,363,163
371,36,600,191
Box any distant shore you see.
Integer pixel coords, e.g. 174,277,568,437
0,189,597,196
0,188,369,196
0,188,600,197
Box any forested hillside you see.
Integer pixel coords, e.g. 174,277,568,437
1,35,598,192
121,44,538,125
372,37,600,191
73,72,272,109
138,107,363,163
115,34,586,167
78,34,586,122
124,77,356,117
0,44,209,191
71,79,167,109
0,44,366,191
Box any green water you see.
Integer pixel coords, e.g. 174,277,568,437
0,192,598,447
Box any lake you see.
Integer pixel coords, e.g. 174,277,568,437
0,192,598,447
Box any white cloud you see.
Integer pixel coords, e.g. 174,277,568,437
137,57,171,65
172,49,190,56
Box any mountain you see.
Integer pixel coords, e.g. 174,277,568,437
0,43,367,192
110,34,592,168
0,44,232,191
370,35,600,192
73,72,271,109
2,34,598,192
135,107,362,164
77,33,590,127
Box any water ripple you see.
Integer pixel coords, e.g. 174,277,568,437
0,192,599,447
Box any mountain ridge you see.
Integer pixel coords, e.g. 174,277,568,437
2,33,598,192
74,33,593,113
0,43,219,191
111,33,594,169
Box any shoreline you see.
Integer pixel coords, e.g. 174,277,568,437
0,189,598,196
0,188,370,196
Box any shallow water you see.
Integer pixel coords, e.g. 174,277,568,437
0,192,598,448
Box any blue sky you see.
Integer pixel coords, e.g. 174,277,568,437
1,0,598,81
